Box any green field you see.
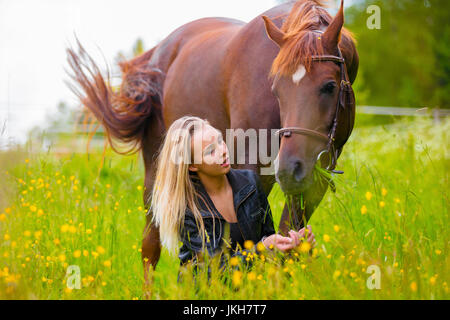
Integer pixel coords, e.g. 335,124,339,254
0,116,448,299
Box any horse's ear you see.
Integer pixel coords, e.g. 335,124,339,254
262,15,286,47
322,0,344,51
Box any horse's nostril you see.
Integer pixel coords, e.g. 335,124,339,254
293,160,304,182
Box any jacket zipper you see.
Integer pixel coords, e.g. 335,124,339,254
196,187,257,246
235,188,256,241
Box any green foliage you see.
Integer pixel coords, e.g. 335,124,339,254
346,0,450,108
0,116,448,299
276,0,449,108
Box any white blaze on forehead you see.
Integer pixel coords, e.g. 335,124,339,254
292,64,306,84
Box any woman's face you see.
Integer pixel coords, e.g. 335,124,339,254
188,124,230,177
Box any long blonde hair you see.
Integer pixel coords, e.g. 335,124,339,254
149,116,213,256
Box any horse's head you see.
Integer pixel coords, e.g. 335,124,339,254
262,0,356,195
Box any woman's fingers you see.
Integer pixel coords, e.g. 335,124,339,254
276,235,293,245
297,228,305,239
288,230,300,246
274,235,296,252
277,242,295,252
298,225,315,242
307,225,313,238
270,233,319,252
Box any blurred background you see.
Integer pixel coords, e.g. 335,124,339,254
0,0,449,152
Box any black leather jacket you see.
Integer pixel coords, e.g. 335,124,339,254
178,168,275,265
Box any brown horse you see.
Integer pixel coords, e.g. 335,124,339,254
67,0,358,283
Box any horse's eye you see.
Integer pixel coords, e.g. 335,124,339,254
320,81,337,94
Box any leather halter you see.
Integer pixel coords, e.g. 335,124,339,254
275,31,352,177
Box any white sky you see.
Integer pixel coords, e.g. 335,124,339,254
0,0,349,147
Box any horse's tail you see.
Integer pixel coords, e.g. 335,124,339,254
66,41,164,155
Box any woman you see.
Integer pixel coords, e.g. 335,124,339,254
150,116,315,270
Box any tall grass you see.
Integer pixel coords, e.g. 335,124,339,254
0,117,448,299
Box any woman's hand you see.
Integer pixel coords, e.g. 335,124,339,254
263,225,316,252
288,225,316,249
262,234,297,252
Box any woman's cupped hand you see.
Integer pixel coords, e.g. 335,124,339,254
262,225,316,252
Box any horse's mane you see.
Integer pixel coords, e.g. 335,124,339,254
269,0,355,78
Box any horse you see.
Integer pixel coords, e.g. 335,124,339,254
67,0,358,285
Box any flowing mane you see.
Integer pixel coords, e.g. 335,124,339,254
269,0,355,78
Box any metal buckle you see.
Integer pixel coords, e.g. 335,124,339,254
316,149,332,171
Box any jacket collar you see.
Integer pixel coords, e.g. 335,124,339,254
189,168,256,217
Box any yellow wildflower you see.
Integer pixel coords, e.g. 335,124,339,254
230,256,239,267
361,205,368,215
34,230,42,239
68,225,77,234
247,272,256,281
256,241,265,252
299,241,311,253
232,270,242,287
244,240,254,250
96,246,106,255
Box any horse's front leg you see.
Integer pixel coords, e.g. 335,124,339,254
278,179,329,235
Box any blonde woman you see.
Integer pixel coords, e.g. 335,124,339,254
150,116,315,269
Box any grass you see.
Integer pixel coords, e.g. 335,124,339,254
0,116,448,299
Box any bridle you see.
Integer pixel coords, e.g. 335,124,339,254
275,31,354,180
